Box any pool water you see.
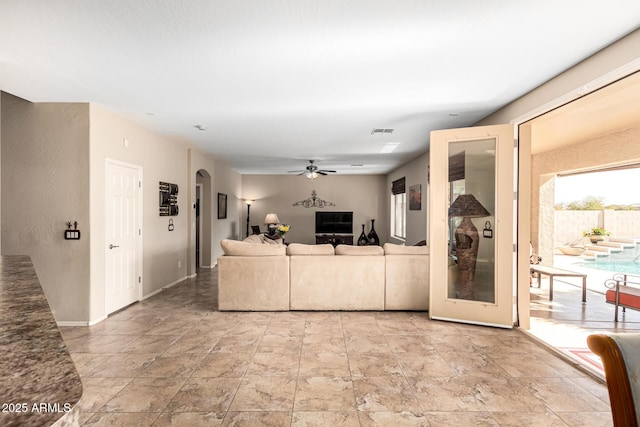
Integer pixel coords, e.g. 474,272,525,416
578,245,640,275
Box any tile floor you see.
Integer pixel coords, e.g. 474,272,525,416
60,268,614,426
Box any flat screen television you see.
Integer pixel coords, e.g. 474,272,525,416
315,211,353,234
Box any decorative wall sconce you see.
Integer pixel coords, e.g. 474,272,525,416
292,190,335,208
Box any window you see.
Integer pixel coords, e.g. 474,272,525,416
391,177,406,240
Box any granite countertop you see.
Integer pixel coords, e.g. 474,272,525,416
0,256,82,427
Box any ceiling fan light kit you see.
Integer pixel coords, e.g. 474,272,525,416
288,160,337,179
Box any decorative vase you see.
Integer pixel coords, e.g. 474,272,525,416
590,236,604,244
367,219,380,246
357,224,369,246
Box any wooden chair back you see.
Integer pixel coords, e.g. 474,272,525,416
587,333,639,426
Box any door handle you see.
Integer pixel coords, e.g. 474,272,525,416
109,244,120,249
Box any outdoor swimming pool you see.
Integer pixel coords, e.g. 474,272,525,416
578,246,640,275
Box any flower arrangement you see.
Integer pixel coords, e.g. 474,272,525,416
582,227,610,237
277,224,291,237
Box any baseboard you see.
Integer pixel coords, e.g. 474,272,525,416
142,276,187,300
57,315,107,327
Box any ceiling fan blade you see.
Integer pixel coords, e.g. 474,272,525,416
287,170,305,173
317,171,328,175
319,169,336,173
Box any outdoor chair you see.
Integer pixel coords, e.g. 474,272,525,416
587,333,640,426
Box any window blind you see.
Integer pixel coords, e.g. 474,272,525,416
391,177,405,195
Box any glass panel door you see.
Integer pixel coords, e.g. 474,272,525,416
429,124,514,327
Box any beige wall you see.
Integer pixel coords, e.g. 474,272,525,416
1,92,91,321
242,174,387,245
189,149,216,273
89,104,191,321
386,152,429,246
213,159,242,262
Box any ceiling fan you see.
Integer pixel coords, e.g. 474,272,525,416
288,160,336,180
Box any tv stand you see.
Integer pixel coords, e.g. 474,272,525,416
315,234,353,247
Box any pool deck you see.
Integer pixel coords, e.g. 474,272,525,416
527,254,640,379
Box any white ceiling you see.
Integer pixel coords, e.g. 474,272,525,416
1,1,639,175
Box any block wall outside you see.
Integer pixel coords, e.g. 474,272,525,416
553,210,640,248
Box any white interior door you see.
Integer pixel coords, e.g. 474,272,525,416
429,124,515,327
105,160,142,314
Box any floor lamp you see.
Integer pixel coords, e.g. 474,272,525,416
245,200,253,237
448,194,490,300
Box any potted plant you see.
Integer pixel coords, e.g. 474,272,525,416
583,227,610,244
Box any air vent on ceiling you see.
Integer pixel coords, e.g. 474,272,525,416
371,128,394,135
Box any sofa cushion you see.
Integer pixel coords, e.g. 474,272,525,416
287,243,335,256
383,243,429,255
335,245,384,256
243,234,263,244
221,239,286,256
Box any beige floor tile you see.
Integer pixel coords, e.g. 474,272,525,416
65,334,137,354
359,411,429,426
291,411,359,426
152,411,225,426
212,334,262,353
258,333,303,350
294,376,356,411
165,377,241,412
424,411,499,426
77,377,132,412
100,377,186,413
555,411,614,427
490,411,571,426
141,353,207,378
69,353,114,376
520,377,611,412
304,319,344,336
163,333,220,354
192,352,252,378
408,376,486,412
246,351,300,376
228,375,297,411
385,335,434,354
84,353,158,377
299,351,350,377
348,352,403,377
119,335,180,354
395,350,455,378
302,335,347,353
83,412,159,426
221,411,292,427
353,376,421,412
436,350,509,378
344,335,391,354
59,269,614,426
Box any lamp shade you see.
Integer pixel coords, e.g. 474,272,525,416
448,194,490,218
264,213,280,224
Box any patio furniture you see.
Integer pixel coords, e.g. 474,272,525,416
605,273,640,322
587,333,640,427
530,264,587,302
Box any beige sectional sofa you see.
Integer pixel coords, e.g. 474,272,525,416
217,239,429,311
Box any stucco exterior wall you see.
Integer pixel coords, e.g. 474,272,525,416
532,124,640,261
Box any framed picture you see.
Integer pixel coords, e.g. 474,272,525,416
217,193,227,219
409,184,422,210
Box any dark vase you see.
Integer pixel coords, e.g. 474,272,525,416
367,219,380,246
357,224,369,246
